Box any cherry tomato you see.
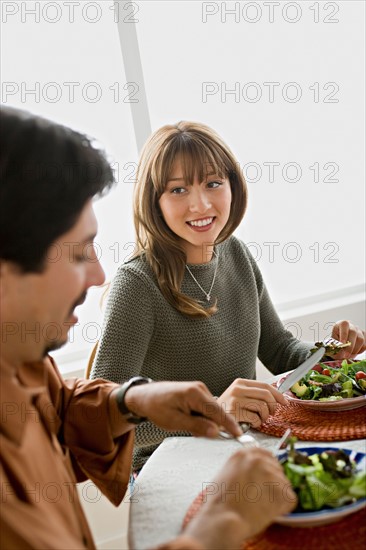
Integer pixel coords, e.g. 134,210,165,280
312,365,323,373
322,368,331,376
355,371,366,380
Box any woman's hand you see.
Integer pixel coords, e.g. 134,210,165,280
216,379,286,428
331,321,366,359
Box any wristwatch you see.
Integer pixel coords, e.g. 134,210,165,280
116,376,153,424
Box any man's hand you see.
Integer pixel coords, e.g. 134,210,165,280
111,380,242,439
184,448,297,549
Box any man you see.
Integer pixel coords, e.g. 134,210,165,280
0,106,344,548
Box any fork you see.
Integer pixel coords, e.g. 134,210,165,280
218,425,293,455
311,336,351,356
218,430,259,448
217,421,251,443
274,428,293,459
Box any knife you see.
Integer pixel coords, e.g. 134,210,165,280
219,348,323,439
233,348,324,435
277,346,325,393
215,338,347,439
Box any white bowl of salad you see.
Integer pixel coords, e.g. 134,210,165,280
276,444,366,527
278,359,366,411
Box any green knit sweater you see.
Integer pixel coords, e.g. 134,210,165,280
91,236,312,469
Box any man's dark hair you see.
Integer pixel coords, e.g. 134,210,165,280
0,106,115,272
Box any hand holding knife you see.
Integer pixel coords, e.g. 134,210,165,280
219,337,350,442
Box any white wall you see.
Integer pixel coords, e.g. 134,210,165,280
77,481,130,550
1,1,365,370
135,0,365,304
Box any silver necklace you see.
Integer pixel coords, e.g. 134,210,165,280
185,251,219,302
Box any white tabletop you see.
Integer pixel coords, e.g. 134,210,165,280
128,431,366,549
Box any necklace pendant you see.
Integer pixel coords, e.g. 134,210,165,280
185,251,219,304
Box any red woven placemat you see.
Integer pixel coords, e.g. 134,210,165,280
183,490,366,550
256,400,366,440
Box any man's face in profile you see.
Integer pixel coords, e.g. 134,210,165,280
2,200,105,363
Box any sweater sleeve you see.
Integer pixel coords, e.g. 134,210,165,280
90,265,155,384
242,244,313,375
90,264,189,455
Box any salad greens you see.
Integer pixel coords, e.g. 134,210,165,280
290,359,366,401
282,440,366,512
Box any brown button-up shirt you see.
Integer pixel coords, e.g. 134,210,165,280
0,356,208,549
0,355,135,549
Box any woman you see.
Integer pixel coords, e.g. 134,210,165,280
91,121,365,471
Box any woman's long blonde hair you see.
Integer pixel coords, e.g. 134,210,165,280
133,121,248,318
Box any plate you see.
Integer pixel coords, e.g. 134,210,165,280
275,447,366,527
278,361,366,411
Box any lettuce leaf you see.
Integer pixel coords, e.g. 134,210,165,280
282,449,366,511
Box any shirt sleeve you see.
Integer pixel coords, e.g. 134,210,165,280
47,357,135,506
241,242,313,375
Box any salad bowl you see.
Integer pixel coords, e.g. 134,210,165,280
278,360,366,412
276,446,366,527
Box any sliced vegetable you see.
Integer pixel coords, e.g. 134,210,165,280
312,364,323,373
289,359,366,401
291,381,309,398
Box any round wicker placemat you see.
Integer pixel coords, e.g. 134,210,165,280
256,400,366,440
183,491,366,550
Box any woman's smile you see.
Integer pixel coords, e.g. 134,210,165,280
186,216,216,231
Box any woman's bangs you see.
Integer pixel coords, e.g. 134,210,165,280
180,143,227,184
151,141,178,195
159,136,229,191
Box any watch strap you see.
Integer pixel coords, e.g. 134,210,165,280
116,376,153,424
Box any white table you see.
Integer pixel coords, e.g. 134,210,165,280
128,431,366,549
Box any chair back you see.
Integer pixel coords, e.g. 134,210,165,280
85,342,98,379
